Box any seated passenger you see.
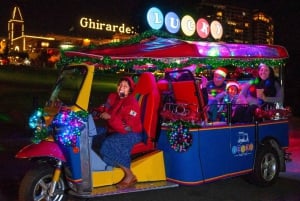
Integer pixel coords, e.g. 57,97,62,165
215,81,247,121
217,81,246,110
203,67,227,121
95,76,142,189
241,63,283,108
232,63,283,122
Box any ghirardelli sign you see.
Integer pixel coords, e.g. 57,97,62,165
79,17,137,35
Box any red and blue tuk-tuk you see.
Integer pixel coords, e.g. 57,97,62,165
16,34,291,201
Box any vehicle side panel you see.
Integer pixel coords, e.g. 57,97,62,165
158,124,258,184
228,125,256,174
199,126,240,181
158,128,204,184
257,120,289,147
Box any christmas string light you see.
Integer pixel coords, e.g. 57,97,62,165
28,108,49,144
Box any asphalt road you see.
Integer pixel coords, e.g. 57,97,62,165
0,117,300,201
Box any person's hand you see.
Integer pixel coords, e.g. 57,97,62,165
256,89,265,100
236,94,248,104
216,91,226,101
100,112,111,120
91,108,101,119
201,76,208,88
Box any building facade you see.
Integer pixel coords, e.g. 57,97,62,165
196,0,274,44
6,3,274,55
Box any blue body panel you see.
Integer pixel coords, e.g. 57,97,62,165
227,125,256,173
60,141,82,181
158,120,289,184
158,128,204,183
258,120,289,147
199,125,256,181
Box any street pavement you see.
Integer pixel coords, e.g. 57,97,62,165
283,116,300,180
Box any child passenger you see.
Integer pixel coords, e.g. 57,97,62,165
221,81,241,105
217,81,247,119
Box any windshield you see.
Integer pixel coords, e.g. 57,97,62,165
49,65,87,106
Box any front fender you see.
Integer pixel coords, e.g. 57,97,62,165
15,140,66,161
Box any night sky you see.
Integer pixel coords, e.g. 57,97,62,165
1,1,299,69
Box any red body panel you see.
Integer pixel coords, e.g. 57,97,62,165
15,140,66,161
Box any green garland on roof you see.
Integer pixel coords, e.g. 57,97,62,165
58,54,287,72
57,30,288,71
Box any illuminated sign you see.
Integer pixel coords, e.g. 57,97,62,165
146,7,223,40
197,18,209,38
165,12,180,33
210,20,223,40
181,15,195,36
147,7,164,30
79,17,136,35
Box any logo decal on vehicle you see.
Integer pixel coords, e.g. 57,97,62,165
231,131,254,156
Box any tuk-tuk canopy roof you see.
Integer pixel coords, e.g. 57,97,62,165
65,36,289,60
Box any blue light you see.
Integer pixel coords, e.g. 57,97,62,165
147,7,164,30
165,12,180,34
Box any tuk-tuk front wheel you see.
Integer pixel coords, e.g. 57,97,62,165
19,165,67,201
247,144,280,186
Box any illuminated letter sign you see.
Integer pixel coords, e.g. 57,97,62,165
146,7,223,40
147,7,164,30
196,18,209,38
181,15,195,36
80,17,88,28
210,20,223,40
165,12,180,34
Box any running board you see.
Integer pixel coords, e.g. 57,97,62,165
68,180,178,198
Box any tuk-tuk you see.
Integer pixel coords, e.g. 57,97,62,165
16,34,291,201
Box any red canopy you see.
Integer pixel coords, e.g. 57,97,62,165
65,37,289,60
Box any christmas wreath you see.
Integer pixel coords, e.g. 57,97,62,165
167,120,193,152
51,109,88,147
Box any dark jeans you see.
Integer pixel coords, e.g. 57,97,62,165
232,105,258,123
208,99,218,121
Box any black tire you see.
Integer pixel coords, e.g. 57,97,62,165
246,145,280,186
19,165,67,201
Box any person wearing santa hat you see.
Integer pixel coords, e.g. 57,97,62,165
203,67,228,121
217,81,248,116
224,81,240,102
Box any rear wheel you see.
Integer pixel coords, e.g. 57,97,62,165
19,165,67,201
246,145,280,186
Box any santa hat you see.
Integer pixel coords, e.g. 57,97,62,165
226,81,240,91
214,67,228,78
